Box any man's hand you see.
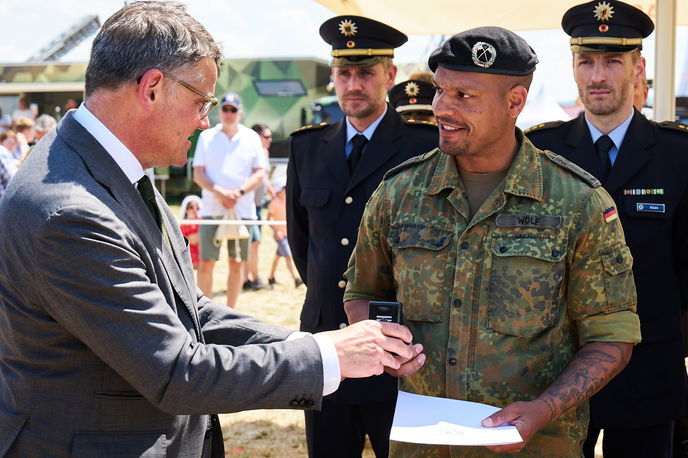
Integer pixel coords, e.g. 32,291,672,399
322,320,424,379
214,187,239,209
480,399,551,454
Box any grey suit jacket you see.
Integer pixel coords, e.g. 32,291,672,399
0,113,323,457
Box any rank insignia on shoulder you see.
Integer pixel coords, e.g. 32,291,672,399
603,206,618,223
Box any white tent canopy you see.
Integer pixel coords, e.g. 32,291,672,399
316,0,685,121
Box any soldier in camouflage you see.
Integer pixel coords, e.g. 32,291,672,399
344,27,641,457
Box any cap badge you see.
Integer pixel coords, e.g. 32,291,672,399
338,19,358,37
404,82,420,97
471,42,497,68
593,1,614,22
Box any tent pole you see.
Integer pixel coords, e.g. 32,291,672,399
653,0,677,121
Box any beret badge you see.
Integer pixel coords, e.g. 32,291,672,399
471,41,497,68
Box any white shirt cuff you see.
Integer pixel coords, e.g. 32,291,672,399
287,331,341,396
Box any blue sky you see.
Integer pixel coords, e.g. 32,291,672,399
1,0,686,105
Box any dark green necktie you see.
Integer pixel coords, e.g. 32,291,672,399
137,175,162,231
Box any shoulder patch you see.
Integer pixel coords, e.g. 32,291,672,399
290,122,329,136
541,149,601,188
383,148,440,181
524,120,566,135
404,118,438,128
657,121,688,134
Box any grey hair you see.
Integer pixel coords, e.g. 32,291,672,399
85,1,222,96
34,114,57,133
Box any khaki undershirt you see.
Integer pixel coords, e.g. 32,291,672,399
459,167,509,219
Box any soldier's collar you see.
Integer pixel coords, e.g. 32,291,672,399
427,151,461,195
501,129,544,201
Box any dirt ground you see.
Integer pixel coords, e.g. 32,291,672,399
180,216,602,457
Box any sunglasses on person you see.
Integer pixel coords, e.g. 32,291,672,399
222,106,239,113
262,133,272,139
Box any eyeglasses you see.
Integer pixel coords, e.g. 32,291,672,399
164,73,217,118
222,106,239,113
262,134,272,139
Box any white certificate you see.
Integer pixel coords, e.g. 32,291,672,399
390,391,523,446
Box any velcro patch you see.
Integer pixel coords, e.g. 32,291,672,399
495,214,562,228
603,206,618,223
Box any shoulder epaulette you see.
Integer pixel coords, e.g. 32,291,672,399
657,121,688,134
383,148,440,181
404,118,438,128
290,122,329,136
542,149,600,188
524,120,566,135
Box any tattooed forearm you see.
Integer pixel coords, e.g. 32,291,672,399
536,342,632,423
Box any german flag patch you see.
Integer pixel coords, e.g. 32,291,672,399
603,206,618,223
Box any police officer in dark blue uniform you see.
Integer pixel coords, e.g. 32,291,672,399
286,15,437,458
389,79,435,122
526,2,688,456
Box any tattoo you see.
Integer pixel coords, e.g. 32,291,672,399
537,342,632,423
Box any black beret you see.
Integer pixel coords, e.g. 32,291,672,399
389,80,434,114
320,16,407,66
562,0,654,53
428,26,537,76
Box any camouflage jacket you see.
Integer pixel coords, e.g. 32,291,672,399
344,130,641,458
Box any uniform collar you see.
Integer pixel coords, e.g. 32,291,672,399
345,105,387,143
427,128,543,202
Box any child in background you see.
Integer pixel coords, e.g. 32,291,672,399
267,177,302,288
179,195,202,269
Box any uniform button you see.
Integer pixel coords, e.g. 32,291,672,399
339,322,347,329
551,249,559,257
289,399,299,408
616,255,623,264
453,299,462,308
344,196,353,204
299,399,310,408
499,246,508,253
341,238,349,246
435,238,445,247
448,358,457,366
460,241,469,249
338,280,346,289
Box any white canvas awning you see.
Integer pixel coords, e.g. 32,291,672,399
315,0,685,121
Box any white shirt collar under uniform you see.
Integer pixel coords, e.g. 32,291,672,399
73,103,145,185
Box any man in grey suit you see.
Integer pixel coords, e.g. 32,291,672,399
0,3,424,457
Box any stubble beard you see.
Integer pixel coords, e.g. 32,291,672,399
581,81,632,116
340,93,382,120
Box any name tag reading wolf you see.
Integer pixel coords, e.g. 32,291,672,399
369,301,402,324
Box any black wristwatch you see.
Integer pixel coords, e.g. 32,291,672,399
238,188,245,196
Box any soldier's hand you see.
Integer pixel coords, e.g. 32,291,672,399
322,320,421,379
480,399,551,454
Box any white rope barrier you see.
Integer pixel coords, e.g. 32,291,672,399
178,219,286,226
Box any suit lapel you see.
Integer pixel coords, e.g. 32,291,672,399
347,106,402,191
323,120,350,186
604,111,655,195
564,113,604,180
57,114,203,336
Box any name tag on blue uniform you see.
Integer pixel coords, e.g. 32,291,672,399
636,202,665,213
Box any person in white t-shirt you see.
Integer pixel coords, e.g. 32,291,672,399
192,92,265,308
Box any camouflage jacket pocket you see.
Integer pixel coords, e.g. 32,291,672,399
487,234,567,337
600,243,636,312
388,224,452,322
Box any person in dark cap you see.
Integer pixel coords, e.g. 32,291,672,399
389,79,435,122
344,25,640,456
526,2,688,456
287,14,437,458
